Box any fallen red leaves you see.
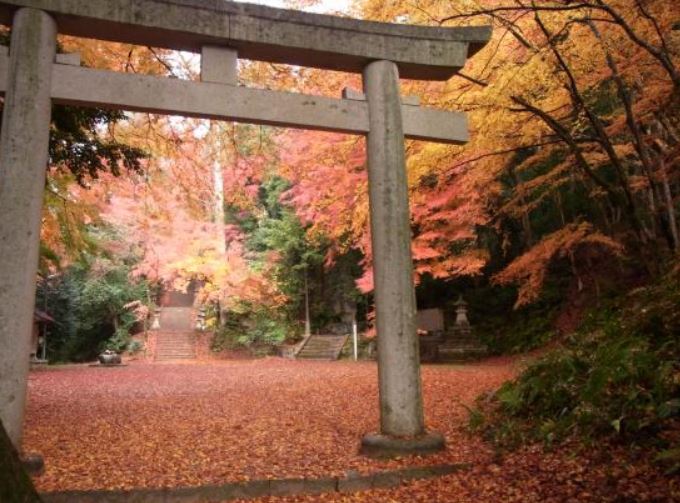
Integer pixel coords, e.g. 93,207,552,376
25,358,513,492
24,358,677,501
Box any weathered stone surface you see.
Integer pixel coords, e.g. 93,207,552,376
164,484,221,502
269,478,306,496
41,464,469,501
43,489,165,503
0,55,470,144
342,87,420,106
221,480,270,499
302,477,337,494
370,471,401,489
201,45,237,85
360,432,446,458
363,59,425,438
396,463,469,479
337,471,373,493
55,52,80,66
0,7,56,449
0,0,490,80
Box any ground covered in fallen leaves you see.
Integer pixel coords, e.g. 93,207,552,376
25,358,677,501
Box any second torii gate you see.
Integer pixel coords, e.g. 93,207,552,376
0,0,490,457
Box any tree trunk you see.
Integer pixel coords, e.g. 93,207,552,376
660,164,679,251
0,420,42,502
304,268,311,337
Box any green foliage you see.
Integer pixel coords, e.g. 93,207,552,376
212,303,293,353
49,104,147,185
473,272,680,459
472,284,559,354
242,175,326,333
0,33,147,185
655,448,680,475
37,258,150,362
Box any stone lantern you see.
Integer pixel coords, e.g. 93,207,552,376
151,307,161,330
438,294,487,362
453,295,470,328
195,306,207,332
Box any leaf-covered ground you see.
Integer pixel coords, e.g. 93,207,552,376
25,358,677,501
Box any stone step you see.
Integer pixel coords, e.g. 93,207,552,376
298,350,340,356
302,344,342,350
299,344,346,352
154,329,197,362
296,334,348,360
158,307,195,332
304,337,345,342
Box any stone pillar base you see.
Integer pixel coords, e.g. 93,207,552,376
360,432,445,458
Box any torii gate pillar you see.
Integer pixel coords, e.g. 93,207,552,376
0,7,56,448
360,60,444,456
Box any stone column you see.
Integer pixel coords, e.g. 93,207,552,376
360,60,443,456
0,8,57,448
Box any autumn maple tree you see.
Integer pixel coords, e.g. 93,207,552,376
272,0,680,309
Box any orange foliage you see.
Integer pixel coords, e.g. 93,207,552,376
494,222,624,307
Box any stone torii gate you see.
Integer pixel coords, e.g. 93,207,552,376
0,0,489,456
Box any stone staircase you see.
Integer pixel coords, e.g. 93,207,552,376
154,307,197,361
159,307,194,332
296,334,348,360
155,331,197,361
437,333,488,362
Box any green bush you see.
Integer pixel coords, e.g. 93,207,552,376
37,259,150,362
473,272,680,457
468,282,561,354
211,304,294,353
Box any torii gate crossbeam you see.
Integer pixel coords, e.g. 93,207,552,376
0,0,490,459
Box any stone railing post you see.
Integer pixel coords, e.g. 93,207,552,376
0,8,57,449
360,60,444,456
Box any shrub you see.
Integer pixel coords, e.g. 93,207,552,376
211,303,294,353
473,271,680,457
37,259,150,362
